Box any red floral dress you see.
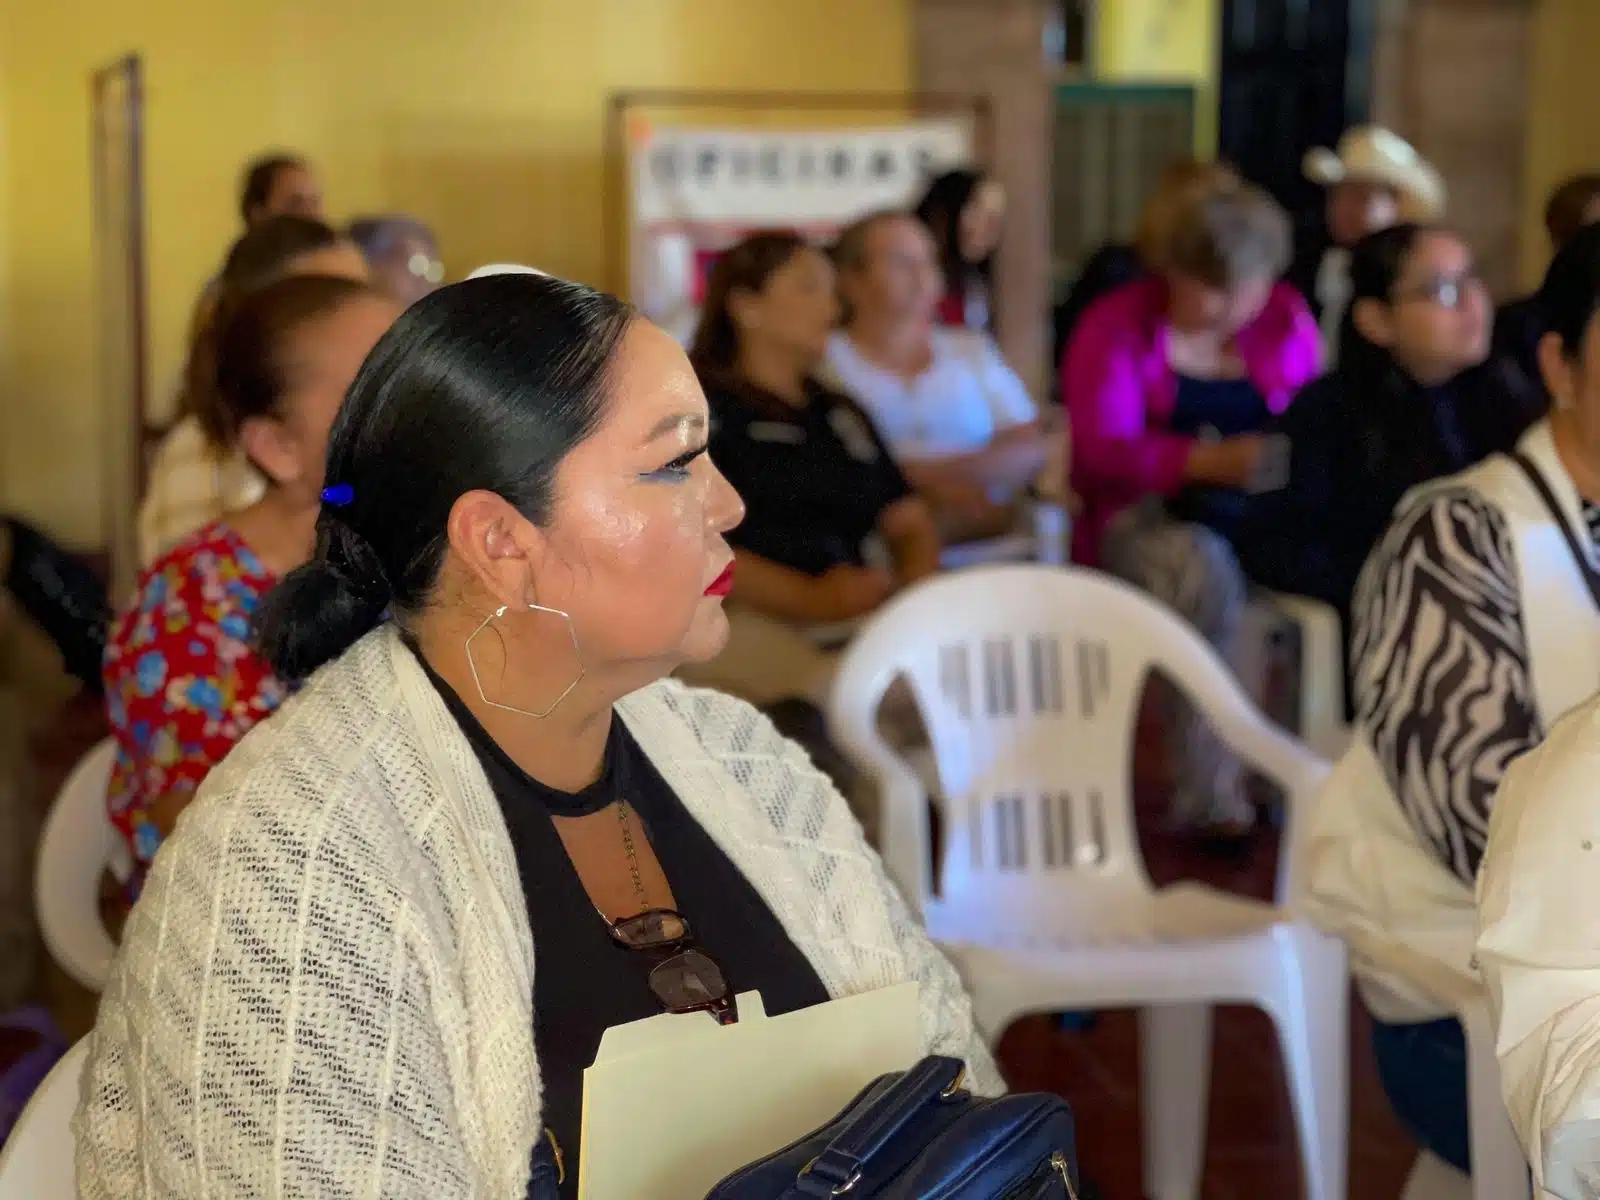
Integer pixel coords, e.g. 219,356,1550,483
103,522,287,888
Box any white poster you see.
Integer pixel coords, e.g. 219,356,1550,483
627,119,974,343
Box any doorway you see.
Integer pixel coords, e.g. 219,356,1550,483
1217,0,1376,225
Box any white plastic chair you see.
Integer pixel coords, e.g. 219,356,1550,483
808,500,1073,649
1347,940,1533,1200
937,496,1072,571
35,739,123,992
828,564,1348,1200
1398,989,1529,1200
1261,592,1351,762
0,1038,86,1197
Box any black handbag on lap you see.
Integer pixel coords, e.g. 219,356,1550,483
704,1055,1079,1199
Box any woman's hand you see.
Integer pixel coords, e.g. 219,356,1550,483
877,496,943,587
809,565,896,622
1185,434,1266,488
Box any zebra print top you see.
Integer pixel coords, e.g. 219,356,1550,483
1352,485,1600,887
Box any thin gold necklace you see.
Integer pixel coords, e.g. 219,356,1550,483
616,803,650,912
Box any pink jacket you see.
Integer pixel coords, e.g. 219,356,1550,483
1062,277,1321,564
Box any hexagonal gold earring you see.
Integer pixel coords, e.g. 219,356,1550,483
464,603,584,718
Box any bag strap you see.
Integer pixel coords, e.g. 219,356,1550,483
794,1056,966,1197
1509,451,1600,611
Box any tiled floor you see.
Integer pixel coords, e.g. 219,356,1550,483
15,691,1423,1195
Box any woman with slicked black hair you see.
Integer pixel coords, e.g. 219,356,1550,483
75,273,999,1199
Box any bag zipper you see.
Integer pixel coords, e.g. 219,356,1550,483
1000,1151,1078,1199
1053,1151,1079,1199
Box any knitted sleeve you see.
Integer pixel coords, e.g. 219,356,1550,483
860,839,1008,1097
72,770,482,1199
669,684,1005,1097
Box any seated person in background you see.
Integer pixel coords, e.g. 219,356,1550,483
140,216,369,567
824,210,1050,542
1288,126,1444,363
1494,173,1600,387
177,153,327,352
106,276,395,889
1306,223,1600,1182
913,168,1006,331
1053,160,1242,389
238,151,324,227
76,274,998,1199
1238,223,1543,651
347,214,444,307
1065,171,1318,836
679,232,940,707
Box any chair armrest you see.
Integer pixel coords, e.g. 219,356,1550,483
1260,591,1350,761
804,619,862,649
938,534,1037,570
939,499,1072,570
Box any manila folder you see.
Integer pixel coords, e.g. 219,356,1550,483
579,983,920,1198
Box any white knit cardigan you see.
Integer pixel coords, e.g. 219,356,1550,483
73,625,1000,1199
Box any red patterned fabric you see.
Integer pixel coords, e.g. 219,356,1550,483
102,521,286,885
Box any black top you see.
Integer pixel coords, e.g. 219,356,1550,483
414,655,832,1199
1164,374,1271,539
704,373,911,576
1235,358,1545,712
1493,247,1566,391
2,516,110,691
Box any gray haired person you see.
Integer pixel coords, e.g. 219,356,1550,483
347,215,443,307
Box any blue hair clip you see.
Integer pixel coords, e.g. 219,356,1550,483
321,482,355,507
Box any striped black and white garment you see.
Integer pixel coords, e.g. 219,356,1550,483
1352,485,1600,886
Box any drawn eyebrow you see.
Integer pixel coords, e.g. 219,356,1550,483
640,412,707,444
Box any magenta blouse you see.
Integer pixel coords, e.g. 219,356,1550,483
1061,276,1321,564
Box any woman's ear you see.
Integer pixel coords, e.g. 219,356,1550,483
1538,330,1575,409
238,417,301,487
1351,297,1395,350
445,490,543,611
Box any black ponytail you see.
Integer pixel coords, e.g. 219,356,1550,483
254,272,633,681
253,519,393,683
1538,221,1600,360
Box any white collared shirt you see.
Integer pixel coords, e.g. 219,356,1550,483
1315,247,1352,366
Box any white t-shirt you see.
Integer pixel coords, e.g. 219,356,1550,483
822,329,1037,461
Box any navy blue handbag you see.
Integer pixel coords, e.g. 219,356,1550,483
527,1129,564,1198
704,1055,1079,1198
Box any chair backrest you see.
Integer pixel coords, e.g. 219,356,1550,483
34,740,120,992
828,565,1327,944
0,1039,85,1196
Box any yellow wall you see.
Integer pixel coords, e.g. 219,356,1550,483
0,0,911,546
1520,0,1600,289
1093,0,1219,154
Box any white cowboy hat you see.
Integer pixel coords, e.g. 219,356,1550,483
465,262,548,279
1303,126,1445,220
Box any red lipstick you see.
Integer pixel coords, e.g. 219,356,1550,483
704,562,735,597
